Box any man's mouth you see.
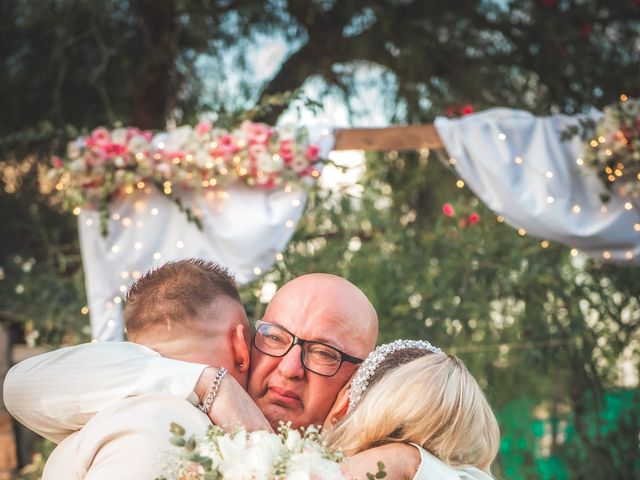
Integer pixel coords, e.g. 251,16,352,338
268,386,302,407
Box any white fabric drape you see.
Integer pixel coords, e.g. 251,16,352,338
435,108,640,264
79,185,306,340
79,130,334,341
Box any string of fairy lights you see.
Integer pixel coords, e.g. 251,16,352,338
429,98,640,261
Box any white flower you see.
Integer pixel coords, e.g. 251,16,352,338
111,128,128,145
165,126,193,152
288,451,344,480
218,431,254,479
128,135,151,154
69,159,87,173
247,431,283,478
67,141,81,159
257,152,284,173
284,429,303,452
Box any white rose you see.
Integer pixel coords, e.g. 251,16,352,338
128,135,151,154
111,128,128,145
257,152,284,173
165,126,193,152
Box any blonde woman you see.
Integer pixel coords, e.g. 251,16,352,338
323,340,500,480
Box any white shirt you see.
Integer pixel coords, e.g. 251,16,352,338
3,341,206,443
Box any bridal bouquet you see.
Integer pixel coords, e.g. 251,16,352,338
158,423,347,480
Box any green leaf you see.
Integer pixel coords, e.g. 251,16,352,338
169,422,186,436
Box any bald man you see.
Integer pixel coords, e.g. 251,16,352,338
4,268,378,477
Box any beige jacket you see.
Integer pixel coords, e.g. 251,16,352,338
42,392,211,480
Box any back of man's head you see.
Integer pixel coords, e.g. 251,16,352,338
124,258,241,341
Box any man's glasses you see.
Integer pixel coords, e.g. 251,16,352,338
253,321,364,377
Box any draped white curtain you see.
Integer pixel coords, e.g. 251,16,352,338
80,131,334,341
435,108,640,264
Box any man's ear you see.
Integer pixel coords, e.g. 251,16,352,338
231,324,250,372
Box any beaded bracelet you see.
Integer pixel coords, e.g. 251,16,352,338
198,366,228,415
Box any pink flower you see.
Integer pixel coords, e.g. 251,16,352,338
306,144,320,162
102,143,127,157
196,121,213,137
279,140,294,163
442,203,455,217
243,121,272,144
140,130,154,142
125,127,142,142
51,156,64,168
468,213,480,224
214,134,238,158
86,127,111,148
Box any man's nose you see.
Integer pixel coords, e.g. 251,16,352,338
277,344,305,379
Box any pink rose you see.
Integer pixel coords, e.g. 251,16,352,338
214,134,238,158
140,130,154,142
246,122,272,144
468,212,480,224
102,143,127,157
306,144,320,162
442,203,455,217
196,121,213,137
279,140,294,163
86,127,111,148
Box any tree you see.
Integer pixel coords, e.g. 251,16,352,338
1,1,639,478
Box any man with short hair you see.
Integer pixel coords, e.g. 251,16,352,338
3,261,378,478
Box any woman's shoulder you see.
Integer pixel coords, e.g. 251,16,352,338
410,445,495,480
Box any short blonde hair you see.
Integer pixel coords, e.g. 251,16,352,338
325,349,500,472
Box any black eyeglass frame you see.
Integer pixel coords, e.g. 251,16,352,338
253,320,364,377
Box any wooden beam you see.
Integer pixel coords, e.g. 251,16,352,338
333,124,443,151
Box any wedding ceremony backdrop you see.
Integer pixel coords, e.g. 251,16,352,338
1,1,639,479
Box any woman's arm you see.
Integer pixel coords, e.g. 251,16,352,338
343,443,421,480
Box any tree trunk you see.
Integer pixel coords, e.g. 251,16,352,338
130,0,180,129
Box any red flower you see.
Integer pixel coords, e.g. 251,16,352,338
580,22,592,37
442,203,455,217
51,156,64,168
461,104,475,115
541,0,556,6
468,213,480,224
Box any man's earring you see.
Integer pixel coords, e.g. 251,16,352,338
240,362,245,368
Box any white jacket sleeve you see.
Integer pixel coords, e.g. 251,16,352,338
2,342,206,443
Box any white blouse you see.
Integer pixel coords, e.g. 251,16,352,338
411,445,495,480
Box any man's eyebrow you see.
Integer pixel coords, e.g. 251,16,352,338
266,320,346,351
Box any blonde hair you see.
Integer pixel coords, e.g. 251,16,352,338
325,349,500,472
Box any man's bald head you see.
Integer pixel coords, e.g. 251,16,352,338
265,274,378,355
248,273,378,429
